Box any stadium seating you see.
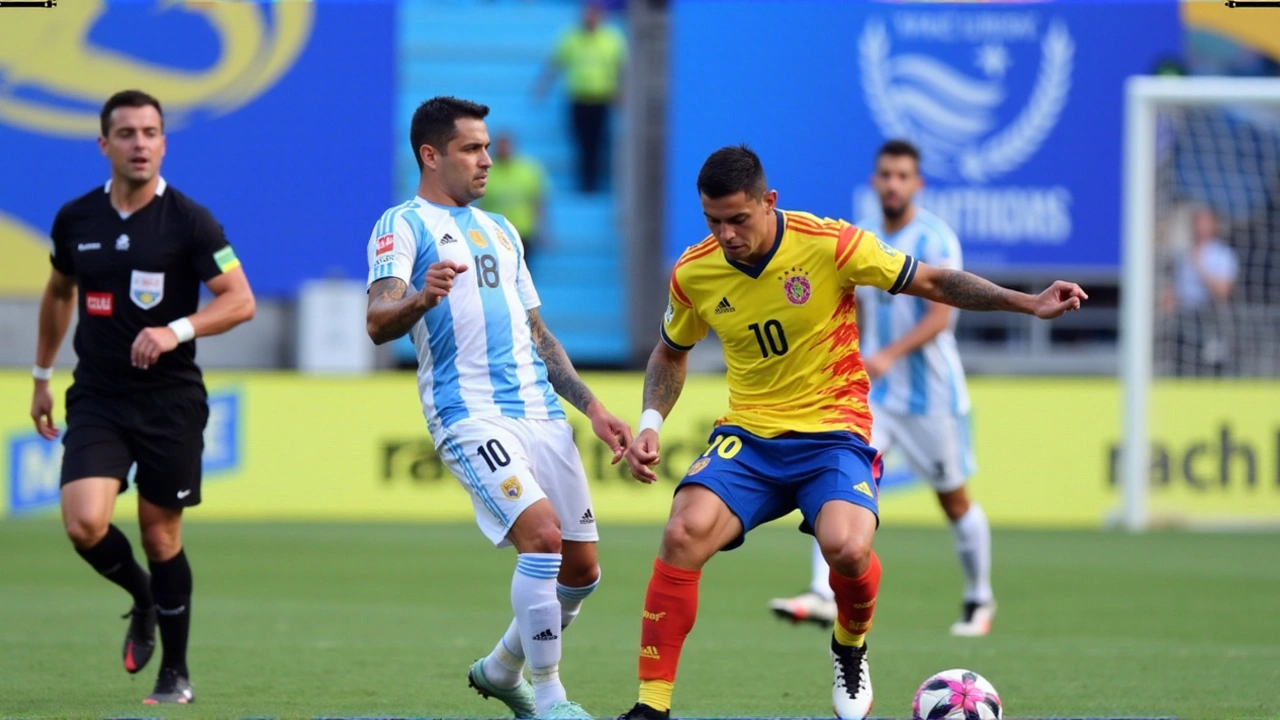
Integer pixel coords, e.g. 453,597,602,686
395,2,629,366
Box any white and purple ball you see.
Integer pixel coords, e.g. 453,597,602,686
912,668,1002,720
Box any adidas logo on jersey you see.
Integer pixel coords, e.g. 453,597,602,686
640,645,661,659
853,481,873,498
714,297,736,314
532,628,559,641
580,509,595,525
440,233,457,245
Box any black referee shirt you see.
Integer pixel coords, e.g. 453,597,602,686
50,178,239,393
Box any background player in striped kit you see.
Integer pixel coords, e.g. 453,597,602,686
769,140,995,636
365,96,632,719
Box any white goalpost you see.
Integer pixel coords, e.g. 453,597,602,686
1120,76,1280,531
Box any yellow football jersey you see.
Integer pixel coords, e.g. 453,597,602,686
662,209,917,441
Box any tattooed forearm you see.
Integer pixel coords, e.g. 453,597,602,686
643,343,688,417
529,310,597,414
930,270,1028,313
366,278,427,344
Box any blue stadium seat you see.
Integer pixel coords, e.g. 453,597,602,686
398,2,630,366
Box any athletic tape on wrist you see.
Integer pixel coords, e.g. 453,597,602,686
168,317,196,343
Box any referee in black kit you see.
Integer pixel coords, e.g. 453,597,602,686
28,90,255,705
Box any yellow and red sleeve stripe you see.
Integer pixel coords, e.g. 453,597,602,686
835,225,865,270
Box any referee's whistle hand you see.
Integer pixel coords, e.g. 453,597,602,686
131,326,179,369
30,384,59,440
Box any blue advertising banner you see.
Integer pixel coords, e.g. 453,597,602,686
668,1,1181,274
6,389,239,517
0,1,394,297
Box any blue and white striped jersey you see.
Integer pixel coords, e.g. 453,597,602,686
855,207,971,417
366,198,564,437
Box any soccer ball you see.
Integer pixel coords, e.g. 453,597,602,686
912,668,1002,720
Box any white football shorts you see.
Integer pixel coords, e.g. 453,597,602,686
870,406,976,493
435,416,598,547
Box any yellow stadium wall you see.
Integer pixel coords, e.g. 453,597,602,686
2,372,1277,527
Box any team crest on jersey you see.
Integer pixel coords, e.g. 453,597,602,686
687,457,711,476
500,476,523,500
780,267,812,305
468,229,489,249
494,228,514,252
129,270,165,310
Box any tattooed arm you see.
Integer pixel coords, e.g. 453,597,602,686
528,307,598,414
903,264,1088,319
642,341,689,419
528,308,633,459
624,341,689,483
365,260,467,345
366,278,429,345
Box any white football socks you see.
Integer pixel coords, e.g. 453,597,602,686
951,502,993,603
522,599,565,713
483,571,601,690
483,550,609,707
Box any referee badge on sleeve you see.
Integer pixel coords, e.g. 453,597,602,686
130,270,165,310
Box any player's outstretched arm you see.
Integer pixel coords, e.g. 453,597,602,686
528,308,632,461
527,307,598,413
365,261,467,345
30,269,76,440
903,264,1088,319
626,341,689,484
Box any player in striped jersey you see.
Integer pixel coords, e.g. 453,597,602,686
770,141,995,637
617,145,1086,720
365,97,632,720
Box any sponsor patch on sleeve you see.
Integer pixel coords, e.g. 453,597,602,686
85,292,113,316
376,234,394,255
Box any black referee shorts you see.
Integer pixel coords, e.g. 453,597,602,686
60,385,209,509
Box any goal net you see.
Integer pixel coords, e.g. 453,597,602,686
1119,76,1280,530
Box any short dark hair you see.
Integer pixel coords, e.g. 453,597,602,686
697,144,767,199
410,96,490,170
100,90,163,138
876,139,921,169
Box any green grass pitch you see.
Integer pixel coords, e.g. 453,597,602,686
1,520,1277,719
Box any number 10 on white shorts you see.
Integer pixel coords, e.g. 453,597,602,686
435,416,598,547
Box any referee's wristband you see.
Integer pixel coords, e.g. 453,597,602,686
32,365,53,381
639,408,664,436
168,317,196,344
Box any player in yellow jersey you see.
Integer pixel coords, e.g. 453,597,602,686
616,146,1087,720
